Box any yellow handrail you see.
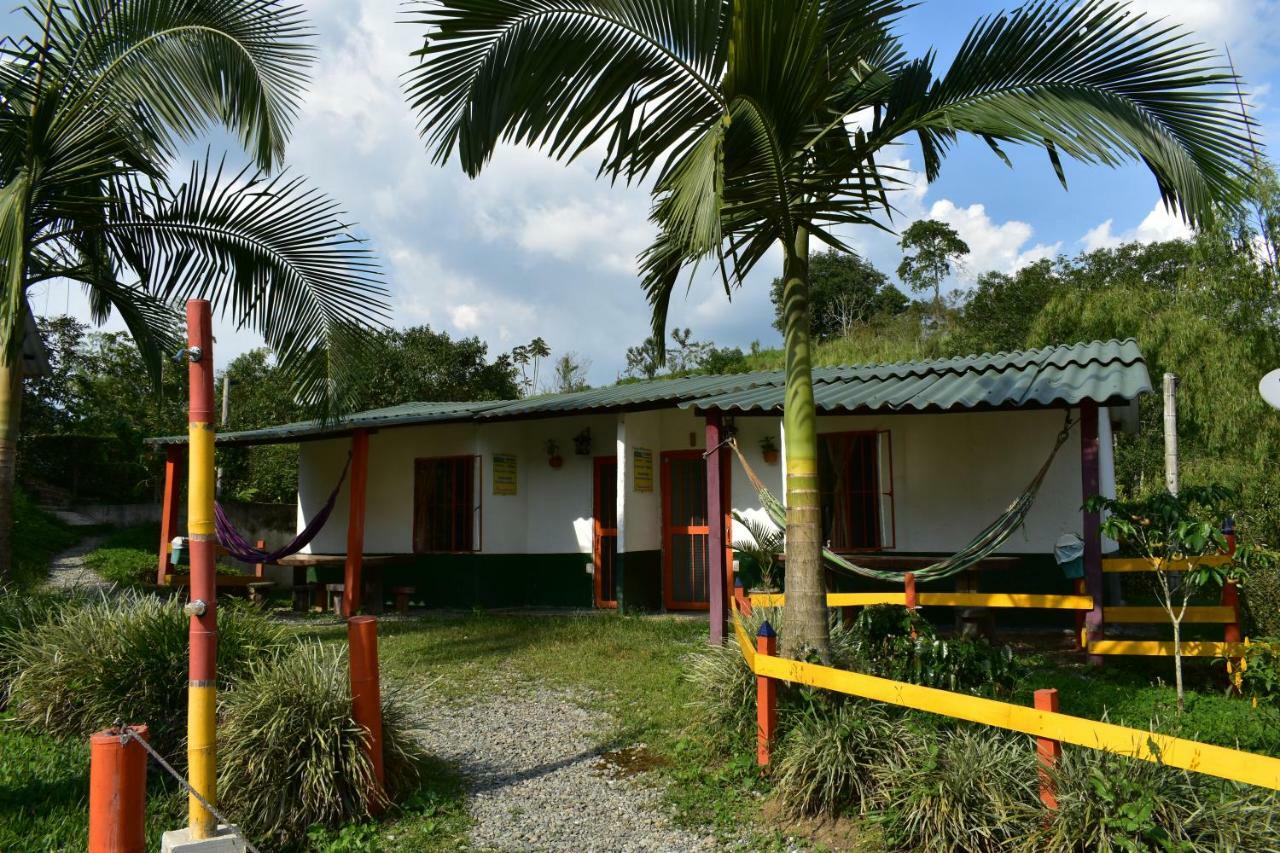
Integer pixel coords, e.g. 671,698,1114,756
751,591,1094,610
1102,555,1233,573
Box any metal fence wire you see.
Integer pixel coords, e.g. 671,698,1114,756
113,720,262,853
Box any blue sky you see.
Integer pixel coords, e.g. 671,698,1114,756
16,0,1280,385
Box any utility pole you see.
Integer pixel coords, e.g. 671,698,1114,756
1163,373,1179,496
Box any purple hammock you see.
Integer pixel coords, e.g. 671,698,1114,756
214,454,352,565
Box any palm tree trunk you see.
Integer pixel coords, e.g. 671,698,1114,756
779,227,829,660
0,354,22,583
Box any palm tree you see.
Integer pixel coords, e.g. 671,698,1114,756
0,1,388,580
405,0,1251,657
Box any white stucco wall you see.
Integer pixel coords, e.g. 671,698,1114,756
617,410,662,553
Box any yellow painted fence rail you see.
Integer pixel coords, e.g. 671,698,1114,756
730,611,1280,792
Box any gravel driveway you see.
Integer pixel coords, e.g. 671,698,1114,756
44,534,110,593
418,685,722,852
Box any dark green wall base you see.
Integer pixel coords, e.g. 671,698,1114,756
309,553,594,609
618,550,662,613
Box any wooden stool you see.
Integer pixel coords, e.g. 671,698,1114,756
291,584,312,612
247,581,274,607
391,586,415,614
326,583,345,616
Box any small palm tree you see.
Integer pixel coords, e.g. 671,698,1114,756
406,0,1251,657
0,1,389,579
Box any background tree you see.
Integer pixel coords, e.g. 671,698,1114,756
0,0,389,579
353,327,518,410
512,337,551,396
551,353,591,394
408,0,1251,657
624,337,664,381
897,219,970,322
770,249,904,340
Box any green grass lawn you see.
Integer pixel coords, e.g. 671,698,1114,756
9,491,82,588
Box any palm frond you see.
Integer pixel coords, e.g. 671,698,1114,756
881,0,1254,224
404,0,728,181
94,159,388,420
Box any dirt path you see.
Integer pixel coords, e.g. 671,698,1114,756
44,534,110,593
417,685,721,852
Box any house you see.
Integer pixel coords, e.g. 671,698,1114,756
149,339,1150,637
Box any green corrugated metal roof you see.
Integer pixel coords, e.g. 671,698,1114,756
147,340,1150,446
685,339,1150,414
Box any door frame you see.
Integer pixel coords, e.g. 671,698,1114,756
592,455,618,609
660,449,730,612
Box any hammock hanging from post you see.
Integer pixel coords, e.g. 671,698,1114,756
729,414,1078,584
215,454,352,565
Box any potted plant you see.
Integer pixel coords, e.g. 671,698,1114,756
733,515,783,592
760,435,779,465
546,439,563,469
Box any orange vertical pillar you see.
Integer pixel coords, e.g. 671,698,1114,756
88,725,149,853
348,615,385,808
1033,689,1062,809
733,576,752,617
156,445,183,585
756,620,778,767
1080,400,1104,665
343,429,370,619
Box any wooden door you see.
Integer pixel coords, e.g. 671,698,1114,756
593,457,618,608
662,450,710,611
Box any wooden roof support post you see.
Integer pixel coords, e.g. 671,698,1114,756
343,429,370,619
705,410,727,645
1080,400,1104,665
157,444,184,586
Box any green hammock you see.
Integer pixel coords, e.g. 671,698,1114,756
729,414,1077,584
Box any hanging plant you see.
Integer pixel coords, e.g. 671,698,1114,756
573,427,592,455
760,435,780,465
546,439,564,469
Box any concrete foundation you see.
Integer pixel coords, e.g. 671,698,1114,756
160,825,246,853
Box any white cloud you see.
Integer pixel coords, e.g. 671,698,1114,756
925,200,1061,281
1120,0,1280,69
1080,201,1194,252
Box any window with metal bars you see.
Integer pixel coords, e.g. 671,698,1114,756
818,431,886,551
413,456,479,553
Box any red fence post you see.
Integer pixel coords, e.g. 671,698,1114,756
904,572,918,638
756,620,777,768
1033,689,1062,810
733,576,752,617
348,616,385,810
89,725,149,853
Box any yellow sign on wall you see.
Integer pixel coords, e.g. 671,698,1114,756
493,453,518,495
633,448,654,493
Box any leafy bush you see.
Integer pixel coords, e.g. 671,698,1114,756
774,697,905,817
875,727,1037,852
1237,638,1280,702
1035,747,1280,852
840,605,1024,696
5,593,286,756
218,643,428,845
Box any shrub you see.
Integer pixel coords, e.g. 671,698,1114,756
685,604,785,738
874,727,1037,852
774,697,905,817
840,604,1024,696
218,643,428,845
1034,746,1280,852
0,586,74,703
5,593,286,756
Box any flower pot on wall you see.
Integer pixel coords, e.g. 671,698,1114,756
549,455,564,469
762,450,779,465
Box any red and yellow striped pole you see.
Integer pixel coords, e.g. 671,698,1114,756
185,300,218,838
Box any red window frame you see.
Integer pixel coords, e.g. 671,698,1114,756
413,455,481,553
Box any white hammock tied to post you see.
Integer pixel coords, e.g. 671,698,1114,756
728,413,1078,584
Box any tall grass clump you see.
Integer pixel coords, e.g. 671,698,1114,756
5,593,286,756
774,698,905,817
0,586,75,699
218,643,428,845
1034,746,1280,851
685,606,783,738
875,727,1037,852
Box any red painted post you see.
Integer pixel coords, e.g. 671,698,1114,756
1223,580,1242,644
156,445,183,585
705,410,727,645
733,576,752,617
1080,400,1104,665
904,572,918,638
343,429,370,618
89,725,149,853
348,616,385,808
1033,689,1062,810
756,620,778,767
254,538,266,579
841,605,856,629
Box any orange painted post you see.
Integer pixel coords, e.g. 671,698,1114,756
156,445,183,585
89,725,149,853
343,429,370,618
904,572,918,638
733,577,752,616
253,539,266,579
348,615,385,808
1033,689,1062,810
756,620,778,767
841,605,856,629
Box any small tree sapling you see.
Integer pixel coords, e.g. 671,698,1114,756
1087,486,1234,711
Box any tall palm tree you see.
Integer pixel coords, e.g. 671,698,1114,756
0,1,388,579
405,0,1251,657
